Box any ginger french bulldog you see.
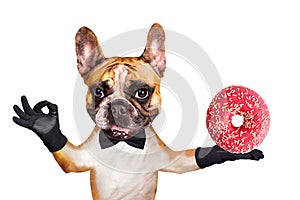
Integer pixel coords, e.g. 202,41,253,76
13,23,263,200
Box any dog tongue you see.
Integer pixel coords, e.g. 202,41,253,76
111,125,130,133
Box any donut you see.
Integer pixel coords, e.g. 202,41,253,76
206,85,270,153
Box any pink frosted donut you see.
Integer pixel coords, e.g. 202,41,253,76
206,86,270,153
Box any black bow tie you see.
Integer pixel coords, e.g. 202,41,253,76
99,129,146,150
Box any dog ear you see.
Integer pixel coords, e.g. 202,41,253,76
75,27,105,77
141,23,166,77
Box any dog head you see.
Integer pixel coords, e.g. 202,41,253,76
75,23,166,140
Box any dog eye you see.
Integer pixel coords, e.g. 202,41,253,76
94,87,104,98
135,88,149,100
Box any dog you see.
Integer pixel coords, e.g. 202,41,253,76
13,23,264,200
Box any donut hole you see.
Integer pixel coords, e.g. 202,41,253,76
231,115,244,128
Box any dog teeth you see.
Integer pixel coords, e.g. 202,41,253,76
111,129,129,138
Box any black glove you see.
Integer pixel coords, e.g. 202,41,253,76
195,145,264,169
13,96,67,152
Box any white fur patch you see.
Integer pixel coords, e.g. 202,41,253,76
113,65,128,94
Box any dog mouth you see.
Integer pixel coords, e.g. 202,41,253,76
103,125,134,140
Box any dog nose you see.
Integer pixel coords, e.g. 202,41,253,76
111,100,129,118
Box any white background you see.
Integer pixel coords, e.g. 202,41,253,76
1,0,299,199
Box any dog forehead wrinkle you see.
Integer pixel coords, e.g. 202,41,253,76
134,64,161,83
101,76,114,89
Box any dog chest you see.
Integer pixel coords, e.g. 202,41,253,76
93,166,158,200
